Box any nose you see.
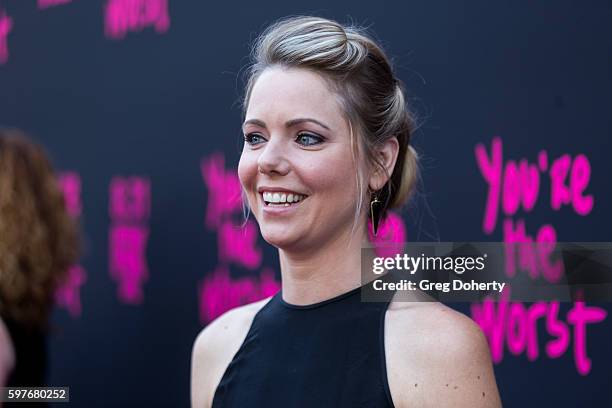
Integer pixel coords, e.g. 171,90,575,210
257,136,290,176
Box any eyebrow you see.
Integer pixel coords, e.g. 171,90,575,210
243,118,331,131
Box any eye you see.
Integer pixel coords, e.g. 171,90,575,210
296,132,324,147
244,133,266,146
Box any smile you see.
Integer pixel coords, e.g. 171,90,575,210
261,191,307,207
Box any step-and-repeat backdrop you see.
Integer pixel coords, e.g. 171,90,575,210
0,1,610,406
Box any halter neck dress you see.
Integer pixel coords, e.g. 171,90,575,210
211,272,398,407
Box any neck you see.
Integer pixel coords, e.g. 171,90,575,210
278,223,378,305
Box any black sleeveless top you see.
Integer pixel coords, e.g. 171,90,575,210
211,273,398,408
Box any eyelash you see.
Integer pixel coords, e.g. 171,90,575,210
243,132,324,147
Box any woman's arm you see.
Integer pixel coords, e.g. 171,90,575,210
386,302,502,408
191,297,272,408
191,327,215,408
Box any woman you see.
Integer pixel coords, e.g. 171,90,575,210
192,16,501,408
0,129,79,392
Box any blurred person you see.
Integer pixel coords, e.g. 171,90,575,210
192,16,501,408
0,318,15,387
0,129,79,393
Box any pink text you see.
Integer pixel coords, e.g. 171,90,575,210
109,176,151,304
217,219,262,270
55,172,86,317
55,265,87,317
368,211,407,258
475,137,593,234
503,218,563,282
105,0,170,40
198,266,280,323
471,289,607,375
0,10,12,65
58,172,82,217
38,0,72,9
201,153,242,230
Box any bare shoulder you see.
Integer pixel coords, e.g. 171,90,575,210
191,296,273,408
385,299,502,408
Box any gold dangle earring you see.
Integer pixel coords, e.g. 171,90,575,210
370,190,383,237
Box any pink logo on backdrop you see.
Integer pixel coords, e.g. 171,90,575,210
55,172,87,317
0,10,13,65
471,288,606,376
472,136,606,375
368,211,407,258
58,172,83,217
217,220,262,269
104,0,170,40
475,137,593,236
37,0,72,9
200,153,242,230
55,265,87,317
110,176,150,221
109,177,151,304
198,153,280,323
199,266,280,323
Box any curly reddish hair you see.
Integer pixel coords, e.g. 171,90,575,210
0,129,80,330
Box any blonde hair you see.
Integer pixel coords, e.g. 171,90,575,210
242,16,419,234
0,129,80,330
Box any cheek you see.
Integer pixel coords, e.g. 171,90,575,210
298,149,359,197
238,153,258,194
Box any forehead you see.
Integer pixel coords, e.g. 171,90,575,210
246,66,346,127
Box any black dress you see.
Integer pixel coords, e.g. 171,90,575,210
211,272,398,408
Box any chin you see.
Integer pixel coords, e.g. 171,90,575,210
260,229,301,250
261,234,295,249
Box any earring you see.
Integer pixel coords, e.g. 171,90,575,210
370,191,383,237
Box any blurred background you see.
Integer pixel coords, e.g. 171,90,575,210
0,0,610,406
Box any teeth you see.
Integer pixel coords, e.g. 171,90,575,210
262,191,305,204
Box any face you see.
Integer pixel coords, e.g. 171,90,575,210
238,66,364,251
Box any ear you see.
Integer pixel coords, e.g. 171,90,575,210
368,136,399,191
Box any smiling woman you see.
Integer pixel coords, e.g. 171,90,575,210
191,15,502,408
239,66,358,252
